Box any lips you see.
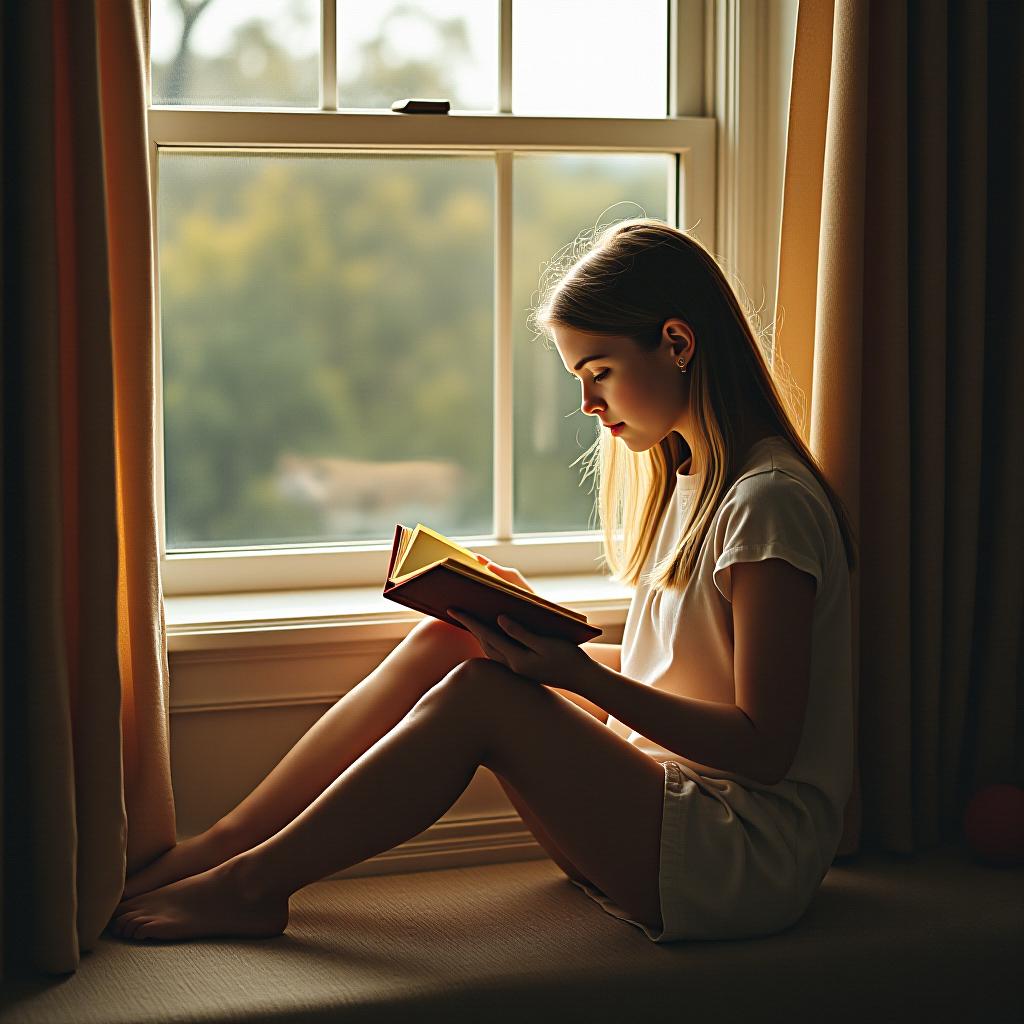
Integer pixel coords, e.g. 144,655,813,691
602,421,624,429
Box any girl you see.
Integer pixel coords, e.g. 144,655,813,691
110,218,857,944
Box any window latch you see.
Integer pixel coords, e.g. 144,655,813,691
390,98,451,114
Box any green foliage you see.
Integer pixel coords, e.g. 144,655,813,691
154,6,667,548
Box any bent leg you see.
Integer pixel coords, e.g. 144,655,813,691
123,617,482,899
478,673,665,928
217,618,481,842
251,660,664,928
112,659,664,941
493,639,619,882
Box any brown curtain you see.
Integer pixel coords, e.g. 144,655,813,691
1,0,175,979
777,0,1022,857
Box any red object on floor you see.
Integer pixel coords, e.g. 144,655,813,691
963,784,1024,867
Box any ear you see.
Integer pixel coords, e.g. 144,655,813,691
661,318,696,364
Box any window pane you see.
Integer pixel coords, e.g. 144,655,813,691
151,0,319,107
512,154,672,534
158,152,494,550
338,0,498,110
513,0,668,117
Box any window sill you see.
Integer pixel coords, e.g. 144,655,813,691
165,573,633,653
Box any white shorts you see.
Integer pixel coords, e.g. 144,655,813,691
570,760,805,942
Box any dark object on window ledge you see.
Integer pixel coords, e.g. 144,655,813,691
391,98,451,114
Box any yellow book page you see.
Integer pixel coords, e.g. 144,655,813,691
393,524,507,585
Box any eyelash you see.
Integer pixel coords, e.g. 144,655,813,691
567,370,610,384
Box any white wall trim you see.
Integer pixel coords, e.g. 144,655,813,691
165,574,632,654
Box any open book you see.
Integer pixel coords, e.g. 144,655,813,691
382,523,603,645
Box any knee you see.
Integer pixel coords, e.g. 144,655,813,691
408,616,483,659
409,616,457,641
419,658,489,703
414,658,514,719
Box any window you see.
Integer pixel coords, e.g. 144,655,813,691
149,0,714,596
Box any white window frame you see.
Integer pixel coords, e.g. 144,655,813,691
149,0,716,597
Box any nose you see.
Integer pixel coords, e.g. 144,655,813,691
579,381,604,417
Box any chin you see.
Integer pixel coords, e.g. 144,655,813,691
620,433,656,452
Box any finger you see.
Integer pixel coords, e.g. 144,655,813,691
447,608,478,630
450,610,521,666
496,615,536,649
447,608,479,632
496,614,523,635
449,609,501,647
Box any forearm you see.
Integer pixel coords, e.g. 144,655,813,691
578,661,776,784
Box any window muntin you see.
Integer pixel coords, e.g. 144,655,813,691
148,2,711,594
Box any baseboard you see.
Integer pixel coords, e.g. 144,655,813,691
326,813,549,880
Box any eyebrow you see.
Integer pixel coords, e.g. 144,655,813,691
572,354,608,372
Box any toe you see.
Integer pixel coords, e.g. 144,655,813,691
115,912,142,939
124,915,151,940
135,920,164,941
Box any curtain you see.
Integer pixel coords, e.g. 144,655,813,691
1,0,175,979
776,0,1022,857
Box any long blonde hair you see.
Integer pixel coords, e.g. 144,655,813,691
532,218,858,591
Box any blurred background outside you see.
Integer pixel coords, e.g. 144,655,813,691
153,0,671,549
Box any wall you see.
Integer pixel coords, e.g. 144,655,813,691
169,620,625,878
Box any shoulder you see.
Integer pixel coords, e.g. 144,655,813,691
714,467,831,546
709,444,840,594
721,442,831,522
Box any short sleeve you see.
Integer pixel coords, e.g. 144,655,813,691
712,469,829,603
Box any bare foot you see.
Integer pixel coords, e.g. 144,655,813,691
109,855,288,943
122,827,248,901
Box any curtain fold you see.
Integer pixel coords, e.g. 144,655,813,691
97,0,177,882
777,0,1022,857
1,0,175,980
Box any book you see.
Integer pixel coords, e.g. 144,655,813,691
382,523,603,645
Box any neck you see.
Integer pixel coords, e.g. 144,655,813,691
676,420,780,477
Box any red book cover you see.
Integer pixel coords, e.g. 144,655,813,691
382,524,602,645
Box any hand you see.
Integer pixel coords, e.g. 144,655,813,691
446,608,591,690
472,553,536,595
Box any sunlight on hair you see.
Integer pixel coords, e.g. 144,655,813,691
527,203,650,348
521,213,856,591
529,212,808,439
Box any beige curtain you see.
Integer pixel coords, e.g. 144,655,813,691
777,0,1022,857
1,0,175,979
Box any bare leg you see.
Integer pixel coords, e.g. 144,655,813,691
123,618,481,899
494,640,620,885
123,624,618,900
109,659,664,942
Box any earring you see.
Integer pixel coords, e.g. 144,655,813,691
676,357,688,373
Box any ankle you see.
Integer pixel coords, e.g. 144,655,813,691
224,850,289,904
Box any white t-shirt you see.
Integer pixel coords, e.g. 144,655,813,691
608,435,854,931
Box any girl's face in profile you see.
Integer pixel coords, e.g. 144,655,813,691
552,324,691,453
